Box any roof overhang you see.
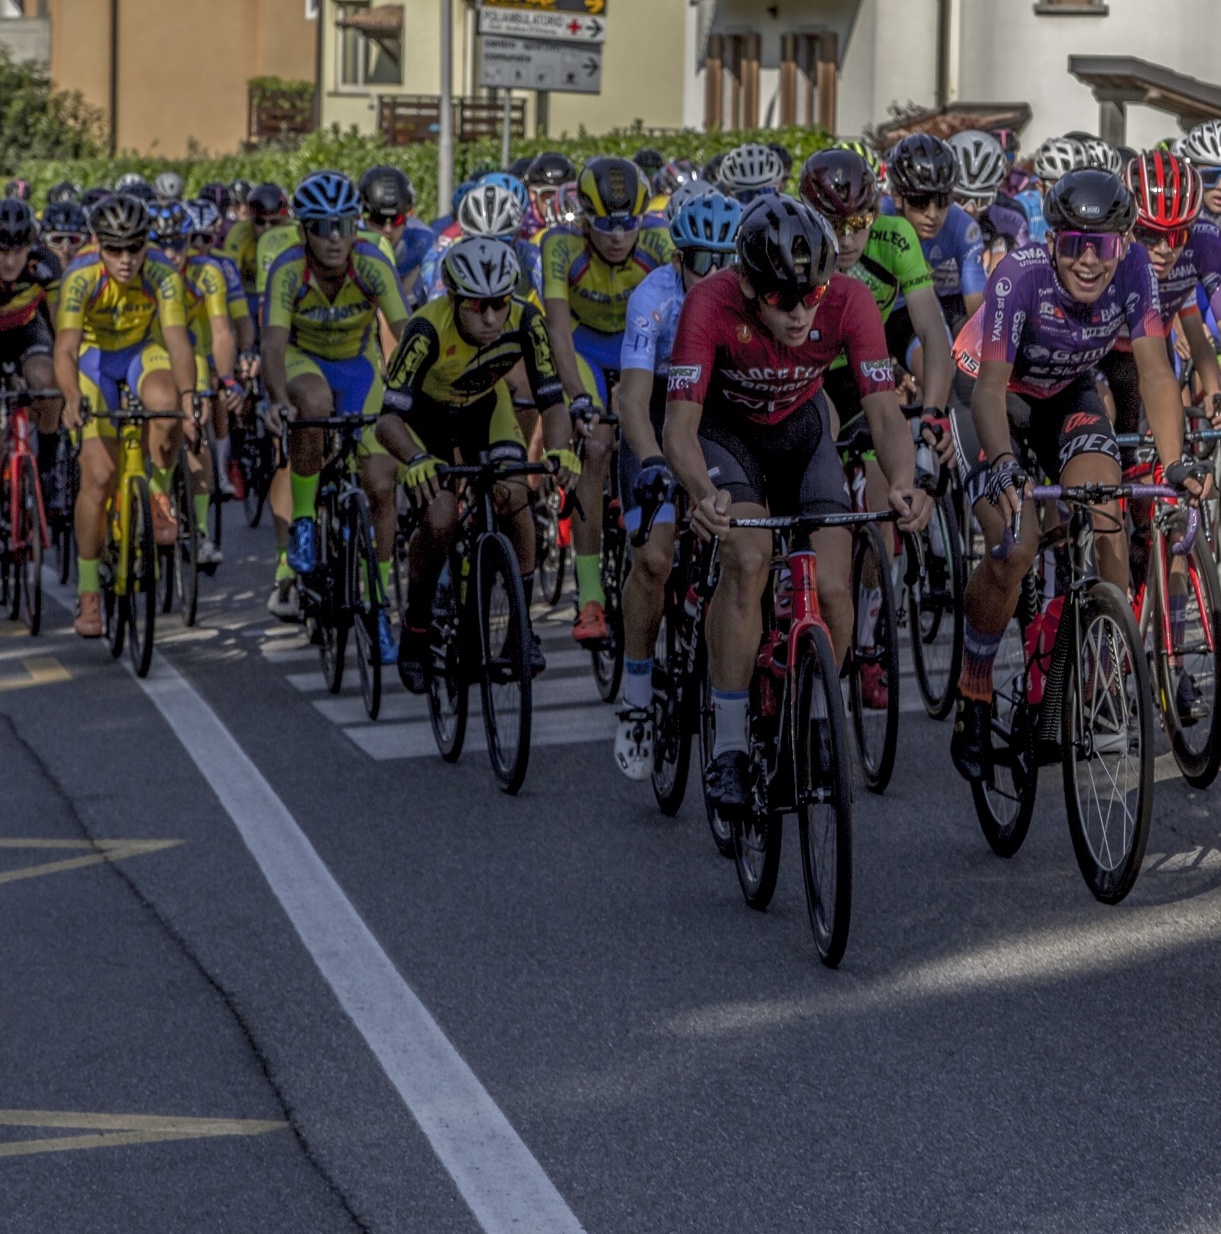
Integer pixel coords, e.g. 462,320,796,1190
1069,55,1221,129
872,102,1033,146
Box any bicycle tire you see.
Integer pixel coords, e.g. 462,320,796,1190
427,556,468,762
13,455,42,635
169,448,199,626
1061,581,1154,904
651,584,694,816
241,431,270,528
909,491,965,720
697,654,734,858
592,516,625,703
477,531,533,794
205,422,222,553
55,438,77,586
732,745,782,911
1152,528,1221,789
347,491,382,721
535,491,566,608
318,500,348,694
796,623,854,968
126,475,156,678
848,521,900,792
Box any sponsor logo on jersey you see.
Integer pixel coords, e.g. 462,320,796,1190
860,357,893,384
993,277,1013,298
667,364,701,392
737,323,752,343
1063,411,1102,435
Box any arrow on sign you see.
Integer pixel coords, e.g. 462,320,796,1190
587,18,603,37
584,56,598,76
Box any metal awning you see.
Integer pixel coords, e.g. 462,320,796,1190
335,4,403,36
1069,55,1221,130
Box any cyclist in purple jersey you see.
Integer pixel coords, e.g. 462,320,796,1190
947,169,1211,782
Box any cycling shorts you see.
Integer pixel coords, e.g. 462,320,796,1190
951,372,1120,507
400,381,528,468
285,345,384,458
79,341,204,442
619,374,675,536
0,314,52,365
698,390,852,517
572,322,622,411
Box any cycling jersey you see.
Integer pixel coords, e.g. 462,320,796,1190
395,217,435,282
210,250,250,325
620,263,684,376
541,222,674,335
58,250,186,350
254,225,396,299
980,202,1030,250
953,243,1163,399
0,244,60,333
416,234,543,307
177,253,231,360
1150,218,1221,323
881,198,986,301
666,267,895,426
263,239,408,361
382,293,563,415
220,219,259,294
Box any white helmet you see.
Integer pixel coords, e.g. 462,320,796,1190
718,143,786,194
154,171,184,202
665,177,719,221
114,172,148,192
1182,119,1221,168
442,236,520,299
1080,138,1122,174
948,130,1006,196
457,182,523,240
1034,136,1089,184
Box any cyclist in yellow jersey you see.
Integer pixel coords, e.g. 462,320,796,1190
541,156,673,644
220,182,289,318
261,172,410,660
55,193,198,638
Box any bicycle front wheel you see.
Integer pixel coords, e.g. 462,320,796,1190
347,492,382,721
11,455,43,635
908,491,965,720
1061,582,1154,904
168,448,198,626
651,582,694,816
534,489,566,609
478,532,532,794
796,623,854,968
427,557,468,761
697,654,734,857
126,476,157,678
204,422,223,553
317,503,348,694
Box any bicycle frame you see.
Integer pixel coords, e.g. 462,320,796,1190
0,387,57,556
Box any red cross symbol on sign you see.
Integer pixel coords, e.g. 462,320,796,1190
567,17,582,34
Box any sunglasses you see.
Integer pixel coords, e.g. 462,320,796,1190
1052,230,1127,262
190,231,216,248
954,190,996,211
461,294,511,313
589,213,640,234
683,249,736,277
44,232,85,247
101,241,145,256
1134,223,1191,251
902,191,952,211
832,212,875,237
760,282,830,312
366,211,406,229
157,236,189,251
304,217,361,239
1198,168,1221,189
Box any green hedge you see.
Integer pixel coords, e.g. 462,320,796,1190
11,121,830,221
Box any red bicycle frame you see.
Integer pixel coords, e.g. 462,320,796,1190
1,392,51,556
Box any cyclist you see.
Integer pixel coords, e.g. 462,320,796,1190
221,182,290,318
1181,120,1221,222
198,182,234,242
260,172,410,661
948,130,1029,245
375,237,579,691
40,199,89,270
613,191,742,780
541,156,673,645
46,180,81,206
153,171,184,204
55,193,197,638
523,153,576,239
4,180,30,202
1033,135,1089,187
632,148,666,183
947,169,1210,781
717,144,787,205
664,197,931,815
0,198,62,511
358,165,434,302
646,158,701,215
230,179,254,223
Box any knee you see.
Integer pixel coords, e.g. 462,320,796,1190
722,534,770,588
423,492,458,536
635,534,673,586
81,456,115,496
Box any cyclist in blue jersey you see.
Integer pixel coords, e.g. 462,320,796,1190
613,192,742,780
359,166,434,305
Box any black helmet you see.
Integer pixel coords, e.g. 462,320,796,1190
525,152,576,188
1043,168,1137,234
230,178,254,204
736,196,838,297
89,193,151,246
47,180,82,205
632,147,665,178
799,149,879,218
888,133,958,197
767,141,794,174
577,156,648,217
507,155,534,180
703,152,727,185
79,187,111,213
126,181,157,204
41,200,89,235
197,181,232,213
358,165,415,215
248,182,289,222
3,179,30,201
0,198,36,247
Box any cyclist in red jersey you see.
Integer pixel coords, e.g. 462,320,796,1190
665,196,932,815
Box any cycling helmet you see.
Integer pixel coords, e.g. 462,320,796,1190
652,158,700,198
457,182,523,240
0,198,36,248
669,192,741,252
887,133,958,197
703,152,726,185
248,182,290,222
79,187,111,213
450,179,475,218
478,171,529,214
767,142,794,175
831,138,881,177
736,196,837,297
1182,119,1221,168
1043,169,1136,234
1125,150,1203,230
506,155,535,180
153,171,184,202
1081,138,1123,174
3,179,30,202
525,153,576,188
798,148,879,218
442,236,520,299
230,178,254,204
90,193,151,246
149,201,190,246
198,181,232,213
1033,136,1089,184
664,177,719,221
718,143,787,194
1116,145,1139,168
184,199,221,235
41,200,89,236
292,171,361,221
632,147,665,178
948,130,1006,195
358,164,415,216
991,128,1021,161
46,180,81,205
127,182,157,204
577,156,648,217
114,172,148,193
548,181,582,226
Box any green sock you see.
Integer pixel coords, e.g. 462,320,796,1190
574,553,605,608
148,465,173,497
290,470,319,521
379,558,391,597
194,493,210,532
77,557,99,595
274,550,295,583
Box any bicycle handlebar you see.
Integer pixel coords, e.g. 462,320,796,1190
730,509,898,531
438,459,557,480
1013,483,1199,557
1116,429,1221,446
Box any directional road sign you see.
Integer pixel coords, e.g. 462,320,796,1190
478,7,605,42
482,0,606,13
479,36,603,94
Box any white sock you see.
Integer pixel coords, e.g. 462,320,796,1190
215,433,231,472
623,658,652,708
711,689,749,757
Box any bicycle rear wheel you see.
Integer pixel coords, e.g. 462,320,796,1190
317,502,348,694
848,522,900,792
204,422,223,554
126,476,156,678
908,491,965,720
535,487,566,609
796,624,854,968
55,437,78,586
651,583,694,816
1061,582,1154,904
242,432,269,528
732,741,781,911
10,455,43,634
347,492,382,721
427,556,468,761
697,656,735,857
167,449,198,626
478,531,532,794
592,512,625,702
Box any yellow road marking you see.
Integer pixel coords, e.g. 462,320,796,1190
0,1110,286,1159
0,656,70,693
0,620,29,639
0,838,182,886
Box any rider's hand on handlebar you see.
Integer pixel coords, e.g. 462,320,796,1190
1210,392,1221,430
890,485,933,533
62,395,84,431
920,411,956,468
262,401,293,435
692,489,732,542
544,447,581,489
403,452,443,506
568,393,598,432
985,456,1029,524
1165,455,1215,502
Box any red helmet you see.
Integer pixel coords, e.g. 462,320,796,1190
1125,150,1202,229
798,149,879,219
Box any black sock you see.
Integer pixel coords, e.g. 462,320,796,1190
38,431,58,474
521,571,534,608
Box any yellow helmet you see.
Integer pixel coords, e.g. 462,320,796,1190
832,138,881,178
576,156,648,218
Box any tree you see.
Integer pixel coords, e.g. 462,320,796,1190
0,46,103,168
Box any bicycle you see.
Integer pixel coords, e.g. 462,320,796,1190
52,425,80,586
533,475,569,609
974,482,1194,903
239,387,278,530
285,414,385,721
414,452,554,795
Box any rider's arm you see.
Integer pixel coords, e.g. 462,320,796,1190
861,390,916,489
375,314,439,463
163,324,198,406
1180,309,1221,398
540,231,587,402
971,358,1018,466
53,326,83,422
261,324,290,405
518,302,570,455
618,277,665,461
905,285,953,409
619,368,660,461
663,399,715,505
1132,334,1186,466
210,315,236,381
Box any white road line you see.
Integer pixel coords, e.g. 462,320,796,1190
41,571,586,1234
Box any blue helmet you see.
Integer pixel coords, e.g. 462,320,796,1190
451,178,476,218
669,192,742,252
478,171,530,213
149,201,191,246
292,171,361,221
185,199,222,234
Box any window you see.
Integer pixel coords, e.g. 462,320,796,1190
306,0,319,18
779,32,837,131
336,3,404,89
704,33,760,131
1032,0,1108,13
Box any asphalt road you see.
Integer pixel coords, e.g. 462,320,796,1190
3,510,1221,1234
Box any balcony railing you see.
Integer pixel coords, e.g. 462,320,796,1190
378,94,526,146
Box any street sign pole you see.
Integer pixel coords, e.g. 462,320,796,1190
438,0,455,221
501,90,512,169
